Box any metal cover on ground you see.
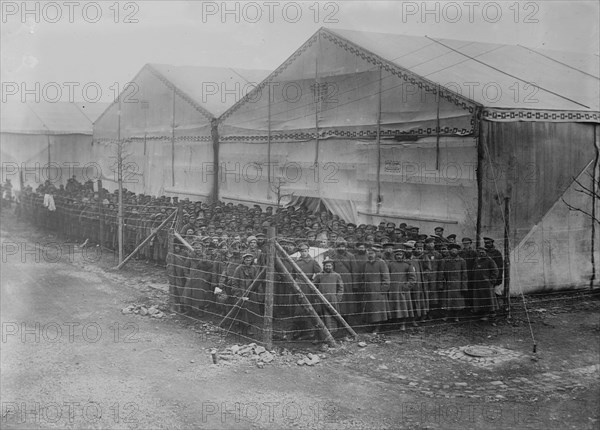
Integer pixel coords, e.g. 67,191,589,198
463,346,501,358
437,345,526,368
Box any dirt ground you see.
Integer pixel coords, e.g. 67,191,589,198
1,209,599,430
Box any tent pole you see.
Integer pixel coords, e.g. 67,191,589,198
435,84,440,170
376,66,382,214
263,227,275,349
475,107,483,248
314,36,320,183
267,83,272,197
592,125,599,290
211,118,220,203
503,196,511,317
117,96,124,264
171,86,176,187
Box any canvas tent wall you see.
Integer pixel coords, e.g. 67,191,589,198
1,101,105,191
92,64,269,199
217,27,599,294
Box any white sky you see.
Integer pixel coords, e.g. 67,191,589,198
2,0,599,102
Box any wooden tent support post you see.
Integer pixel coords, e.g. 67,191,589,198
503,197,511,317
115,210,176,270
218,267,266,328
274,242,358,338
275,257,336,347
263,227,276,349
173,230,195,253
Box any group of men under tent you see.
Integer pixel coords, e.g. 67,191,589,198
13,180,504,340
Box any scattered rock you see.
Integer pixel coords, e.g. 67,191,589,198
122,307,132,314
455,382,468,387
230,345,240,354
306,353,320,365
358,342,368,348
255,346,266,355
260,352,274,363
490,380,505,386
139,307,148,316
256,362,264,369
297,359,305,366
377,364,389,370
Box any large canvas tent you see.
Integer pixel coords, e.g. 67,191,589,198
1,101,107,191
92,64,269,198
217,27,600,294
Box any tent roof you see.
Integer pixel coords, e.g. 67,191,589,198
326,28,599,112
146,64,271,117
1,101,103,135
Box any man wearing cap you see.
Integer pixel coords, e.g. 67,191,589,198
169,243,189,313
218,240,243,316
313,257,344,340
231,252,264,336
484,237,504,289
446,234,457,244
181,244,213,316
408,241,428,324
423,237,443,319
388,248,416,331
460,237,478,312
440,244,467,322
434,226,445,240
290,242,323,339
381,241,395,264
362,245,391,333
406,226,420,241
385,222,396,240
472,247,499,321
324,237,358,324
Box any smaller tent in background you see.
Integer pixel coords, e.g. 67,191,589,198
1,101,108,191
91,64,270,199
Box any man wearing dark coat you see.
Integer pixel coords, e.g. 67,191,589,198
313,258,344,339
484,237,504,288
323,238,357,323
362,246,391,333
388,248,416,330
440,244,467,321
291,243,322,339
459,237,478,312
471,247,500,321
231,253,263,336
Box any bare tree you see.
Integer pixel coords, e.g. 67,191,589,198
269,177,295,208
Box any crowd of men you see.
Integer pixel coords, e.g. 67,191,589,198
10,177,505,341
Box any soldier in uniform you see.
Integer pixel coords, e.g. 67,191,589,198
483,237,504,291
292,242,322,340
388,248,416,331
231,253,263,336
472,247,499,321
323,238,357,324
411,241,431,321
423,237,443,319
440,243,467,322
362,245,391,334
459,237,478,314
312,257,344,342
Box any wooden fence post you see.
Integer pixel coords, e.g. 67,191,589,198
263,227,276,349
